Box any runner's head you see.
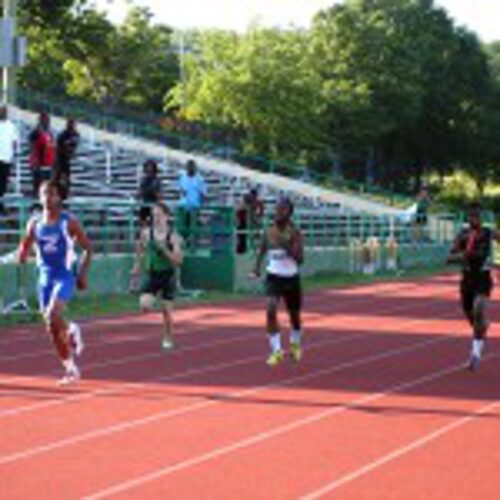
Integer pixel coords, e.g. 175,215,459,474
274,197,294,225
467,202,482,230
152,202,171,230
39,180,62,212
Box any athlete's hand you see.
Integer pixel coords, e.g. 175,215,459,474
76,273,88,291
446,253,463,265
248,269,260,279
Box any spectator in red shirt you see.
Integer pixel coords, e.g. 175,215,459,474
29,112,55,197
236,187,265,254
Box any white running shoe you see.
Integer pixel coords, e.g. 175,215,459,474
58,365,81,386
69,322,84,357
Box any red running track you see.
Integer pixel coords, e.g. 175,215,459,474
0,274,498,499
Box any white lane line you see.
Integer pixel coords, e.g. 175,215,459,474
0,331,451,466
85,351,497,499
0,278,449,349
0,296,456,418
0,278,431,359
0,319,254,364
302,397,499,499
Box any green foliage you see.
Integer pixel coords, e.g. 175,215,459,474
310,0,493,189
167,27,326,160
18,3,178,111
15,0,500,197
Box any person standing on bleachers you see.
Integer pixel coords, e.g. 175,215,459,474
55,118,80,199
0,105,19,214
29,112,56,197
236,187,264,254
178,159,206,243
137,159,162,224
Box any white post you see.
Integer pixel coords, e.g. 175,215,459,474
14,145,20,193
2,0,18,105
105,147,112,184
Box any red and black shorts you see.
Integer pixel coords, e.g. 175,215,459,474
460,271,493,315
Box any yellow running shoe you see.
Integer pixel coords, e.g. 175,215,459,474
266,350,284,366
289,342,303,363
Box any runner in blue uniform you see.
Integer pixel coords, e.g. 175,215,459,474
17,180,92,384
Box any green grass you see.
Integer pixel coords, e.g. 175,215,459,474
0,265,447,327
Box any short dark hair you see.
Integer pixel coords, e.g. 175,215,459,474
40,179,63,197
468,201,482,213
143,159,158,175
155,201,171,216
277,197,294,215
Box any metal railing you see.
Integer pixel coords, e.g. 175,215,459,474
0,198,461,258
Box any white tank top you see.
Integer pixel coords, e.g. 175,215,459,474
266,248,299,277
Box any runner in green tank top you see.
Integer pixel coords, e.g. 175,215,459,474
131,202,183,350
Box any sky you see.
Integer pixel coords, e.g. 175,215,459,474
93,0,499,42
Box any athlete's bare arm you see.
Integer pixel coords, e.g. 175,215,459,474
68,218,92,290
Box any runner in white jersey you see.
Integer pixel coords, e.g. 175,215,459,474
252,198,304,366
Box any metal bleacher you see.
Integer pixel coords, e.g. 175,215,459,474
0,109,455,260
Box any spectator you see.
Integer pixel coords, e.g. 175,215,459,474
247,187,264,225
236,187,264,254
0,105,19,213
55,118,80,199
137,159,162,224
178,159,206,240
413,186,431,244
29,112,55,197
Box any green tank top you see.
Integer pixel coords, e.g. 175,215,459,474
145,229,175,273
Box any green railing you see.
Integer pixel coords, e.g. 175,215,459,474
0,198,462,259
16,88,413,207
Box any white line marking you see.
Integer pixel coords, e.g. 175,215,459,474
0,332,450,466
85,352,498,499
302,398,500,499
0,294,454,418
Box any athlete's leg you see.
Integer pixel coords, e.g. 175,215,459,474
284,276,303,362
139,293,156,312
44,299,71,360
265,274,283,365
39,278,71,360
158,272,176,349
460,281,474,326
161,300,174,349
472,294,490,340
42,278,80,383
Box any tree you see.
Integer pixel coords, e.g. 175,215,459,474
17,0,89,94
18,2,179,112
167,27,325,161
460,43,500,195
311,0,491,191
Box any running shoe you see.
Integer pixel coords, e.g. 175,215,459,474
289,341,303,363
266,350,284,367
467,355,480,372
162,336,175,351
58,365,81,386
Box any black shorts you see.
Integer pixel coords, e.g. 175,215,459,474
460,271,493,314
266,273,302,311
142,270,176,301
415,213,427,225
